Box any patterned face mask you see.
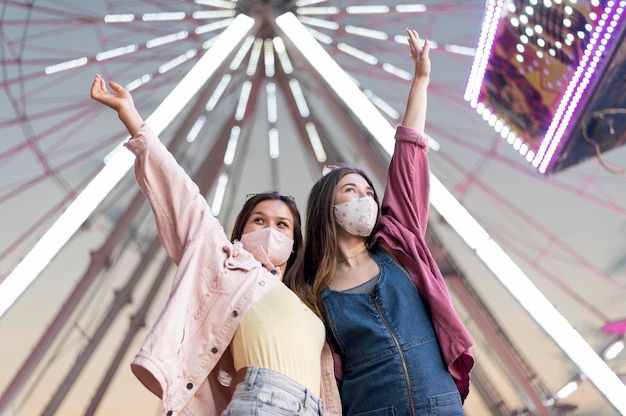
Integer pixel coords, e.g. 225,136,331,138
333,196,378,237
240,227,294,270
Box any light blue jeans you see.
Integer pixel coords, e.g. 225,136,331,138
222,367,324,415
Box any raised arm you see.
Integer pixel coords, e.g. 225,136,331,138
401,29,431,134
90,74,224,265
90,74,144,136
380,30,432,236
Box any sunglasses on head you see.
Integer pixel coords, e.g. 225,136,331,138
322,164,342,176
245,193,295,202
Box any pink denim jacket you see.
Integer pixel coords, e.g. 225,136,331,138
370,125,475,401
125,125,341,416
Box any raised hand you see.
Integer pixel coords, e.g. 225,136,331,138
401,29,430,133
90,74,144,136
90,74,134,112
407,29,431,80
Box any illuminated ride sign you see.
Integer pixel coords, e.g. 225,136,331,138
465,0,626,174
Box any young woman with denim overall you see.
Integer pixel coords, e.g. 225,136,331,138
90,76,342,416
295,30,474,415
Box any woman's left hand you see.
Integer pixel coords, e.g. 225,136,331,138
407,29,431,80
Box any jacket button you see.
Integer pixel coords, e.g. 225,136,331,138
211,347,218,353
186,382,193,390
270,269,277,275
232,310,238,317
259,280,265,286
167,412,172,416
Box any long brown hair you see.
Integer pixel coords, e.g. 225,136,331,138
294,165,382,319
230,192,304,292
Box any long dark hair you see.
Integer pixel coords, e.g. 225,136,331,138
292,165,382,317
230,192,303,291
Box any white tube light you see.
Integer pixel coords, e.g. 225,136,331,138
0,13,256,320
224,126,241,166
210,173,229,216
337,42,378,65
125,74,152,92
276,11,626,413
247,38,263,76
235,81,252,121
195,18,234,35
362,89,400,119
288,79,310,117
297,16,339,30
304,27,333,44
264,38,275,77
202,35,220,50
345,25,388,40
192,10,236,19
276,12,395,153
295,0,325,6
142,12,185,21
159,50,198,74
44,57,88,75
557,380,579,399
146,31,188,48
195,0,236,8
604,341,625,361
396,4,427,13
268,128,280,159
266,83,278,123
296,7,340,15
381,63,411,80
104,14,134,23
305,122,327,162
205,74,232,111
96,45,138,61
346,5,389,14
273,37,294,74
230,36,255,70
187,115,207,143
445,44,476,56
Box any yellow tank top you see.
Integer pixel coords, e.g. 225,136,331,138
231,281,325,396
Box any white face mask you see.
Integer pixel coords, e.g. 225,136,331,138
333,196,378,237
240,227,294,270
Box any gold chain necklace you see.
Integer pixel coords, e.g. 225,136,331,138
338,247,368,263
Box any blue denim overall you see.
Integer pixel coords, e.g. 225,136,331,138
321,248,464,416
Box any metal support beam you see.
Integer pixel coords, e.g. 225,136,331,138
426,230,557,416
83,250,173,415
0,190,146,413
41,236,164,415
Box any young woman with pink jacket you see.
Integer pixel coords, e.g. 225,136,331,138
90,75,341,416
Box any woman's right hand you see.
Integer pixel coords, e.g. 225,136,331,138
90,74,134,112
90,74,144,136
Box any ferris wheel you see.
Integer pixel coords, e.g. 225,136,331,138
1,1,625,415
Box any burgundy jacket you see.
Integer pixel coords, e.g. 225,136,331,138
370,125,474,400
